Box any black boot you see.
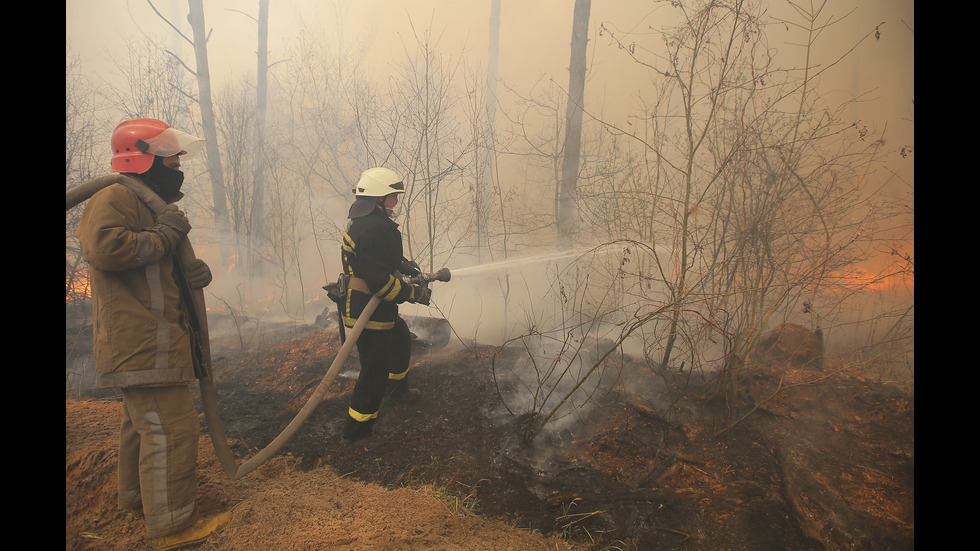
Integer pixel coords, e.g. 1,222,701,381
389,379,421,403
342,417,375,442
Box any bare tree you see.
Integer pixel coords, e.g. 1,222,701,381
496,0,911,437
66,45,110,304
353,16,473,270
584,0,909,422
184,0,232,266
267,3,371,287
66,44,116,397
557,0,591,249
496,75,570,242
475,0,502,262
218,0,273,280
102,38,194,126
213,83,256,249
251,0,270,276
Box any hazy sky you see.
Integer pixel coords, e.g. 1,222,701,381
67,0,913,198
67,0,913,125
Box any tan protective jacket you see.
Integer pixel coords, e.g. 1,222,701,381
76,181,196,388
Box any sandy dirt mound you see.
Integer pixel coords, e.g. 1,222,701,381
66,397,575,550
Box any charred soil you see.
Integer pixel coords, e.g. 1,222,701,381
66,319,913,550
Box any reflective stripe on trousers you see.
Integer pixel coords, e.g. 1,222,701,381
347,317,412,423
117,386,200,538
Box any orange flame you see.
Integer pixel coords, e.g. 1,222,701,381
66,273,92,300
828,269,914,293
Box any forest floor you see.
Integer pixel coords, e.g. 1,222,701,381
66,313,913,550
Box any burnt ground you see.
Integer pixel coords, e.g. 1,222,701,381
66,314,913,550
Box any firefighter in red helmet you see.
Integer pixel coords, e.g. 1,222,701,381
76,118,230,549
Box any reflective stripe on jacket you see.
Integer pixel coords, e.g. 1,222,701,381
76,182,196,388
340,208,412,329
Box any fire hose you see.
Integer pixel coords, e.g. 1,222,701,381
68,176,451,480
232,269,450,479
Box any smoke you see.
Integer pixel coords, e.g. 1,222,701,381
67,0,913,408
420,237,914,442
405,244,661,444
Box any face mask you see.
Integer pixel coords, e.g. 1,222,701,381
143,156,185,200
386,203,402,219
378,195,401,219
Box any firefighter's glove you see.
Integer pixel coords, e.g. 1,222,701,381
158,204,192,235
399,259,422,276
153,205,192,255
184,258,213,289
409,284,431,305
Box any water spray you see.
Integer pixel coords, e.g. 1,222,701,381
448,247,616,280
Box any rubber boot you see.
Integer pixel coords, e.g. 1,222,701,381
342,416,375,442
390,380,421,403
151,511,232,551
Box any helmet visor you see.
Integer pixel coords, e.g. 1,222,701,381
136,127,204,158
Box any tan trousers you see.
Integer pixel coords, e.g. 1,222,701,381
117,385,200,538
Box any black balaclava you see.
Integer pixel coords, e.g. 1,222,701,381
138,156,185,201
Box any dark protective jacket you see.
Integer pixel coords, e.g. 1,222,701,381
340,207,412,330
76,181,196,388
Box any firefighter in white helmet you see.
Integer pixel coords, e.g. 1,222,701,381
339,167,431,441
75,118,231,549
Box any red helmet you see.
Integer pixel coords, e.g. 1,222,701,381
110,118,204,174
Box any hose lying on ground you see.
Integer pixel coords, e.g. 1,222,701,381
231,295,379,479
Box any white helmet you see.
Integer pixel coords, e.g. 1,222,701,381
354,167,405,197
349,167,405,218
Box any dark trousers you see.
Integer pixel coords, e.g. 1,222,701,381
343,316,412,440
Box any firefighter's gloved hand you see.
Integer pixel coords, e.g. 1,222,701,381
399,259,421,276
153,205,192,255
158,204,192,235
185,258,213,289
409,284,431,305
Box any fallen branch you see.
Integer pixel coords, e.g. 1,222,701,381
638,451,708,488
628,400,660,419
653,525,698,543
547,488,661,508
774,446,827,547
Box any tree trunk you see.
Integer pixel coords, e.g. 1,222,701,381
558,0,590,249
477,0,501,262
250,0,269,277
187,0,232,266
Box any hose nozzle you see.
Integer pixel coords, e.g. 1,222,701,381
407,268,452,285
